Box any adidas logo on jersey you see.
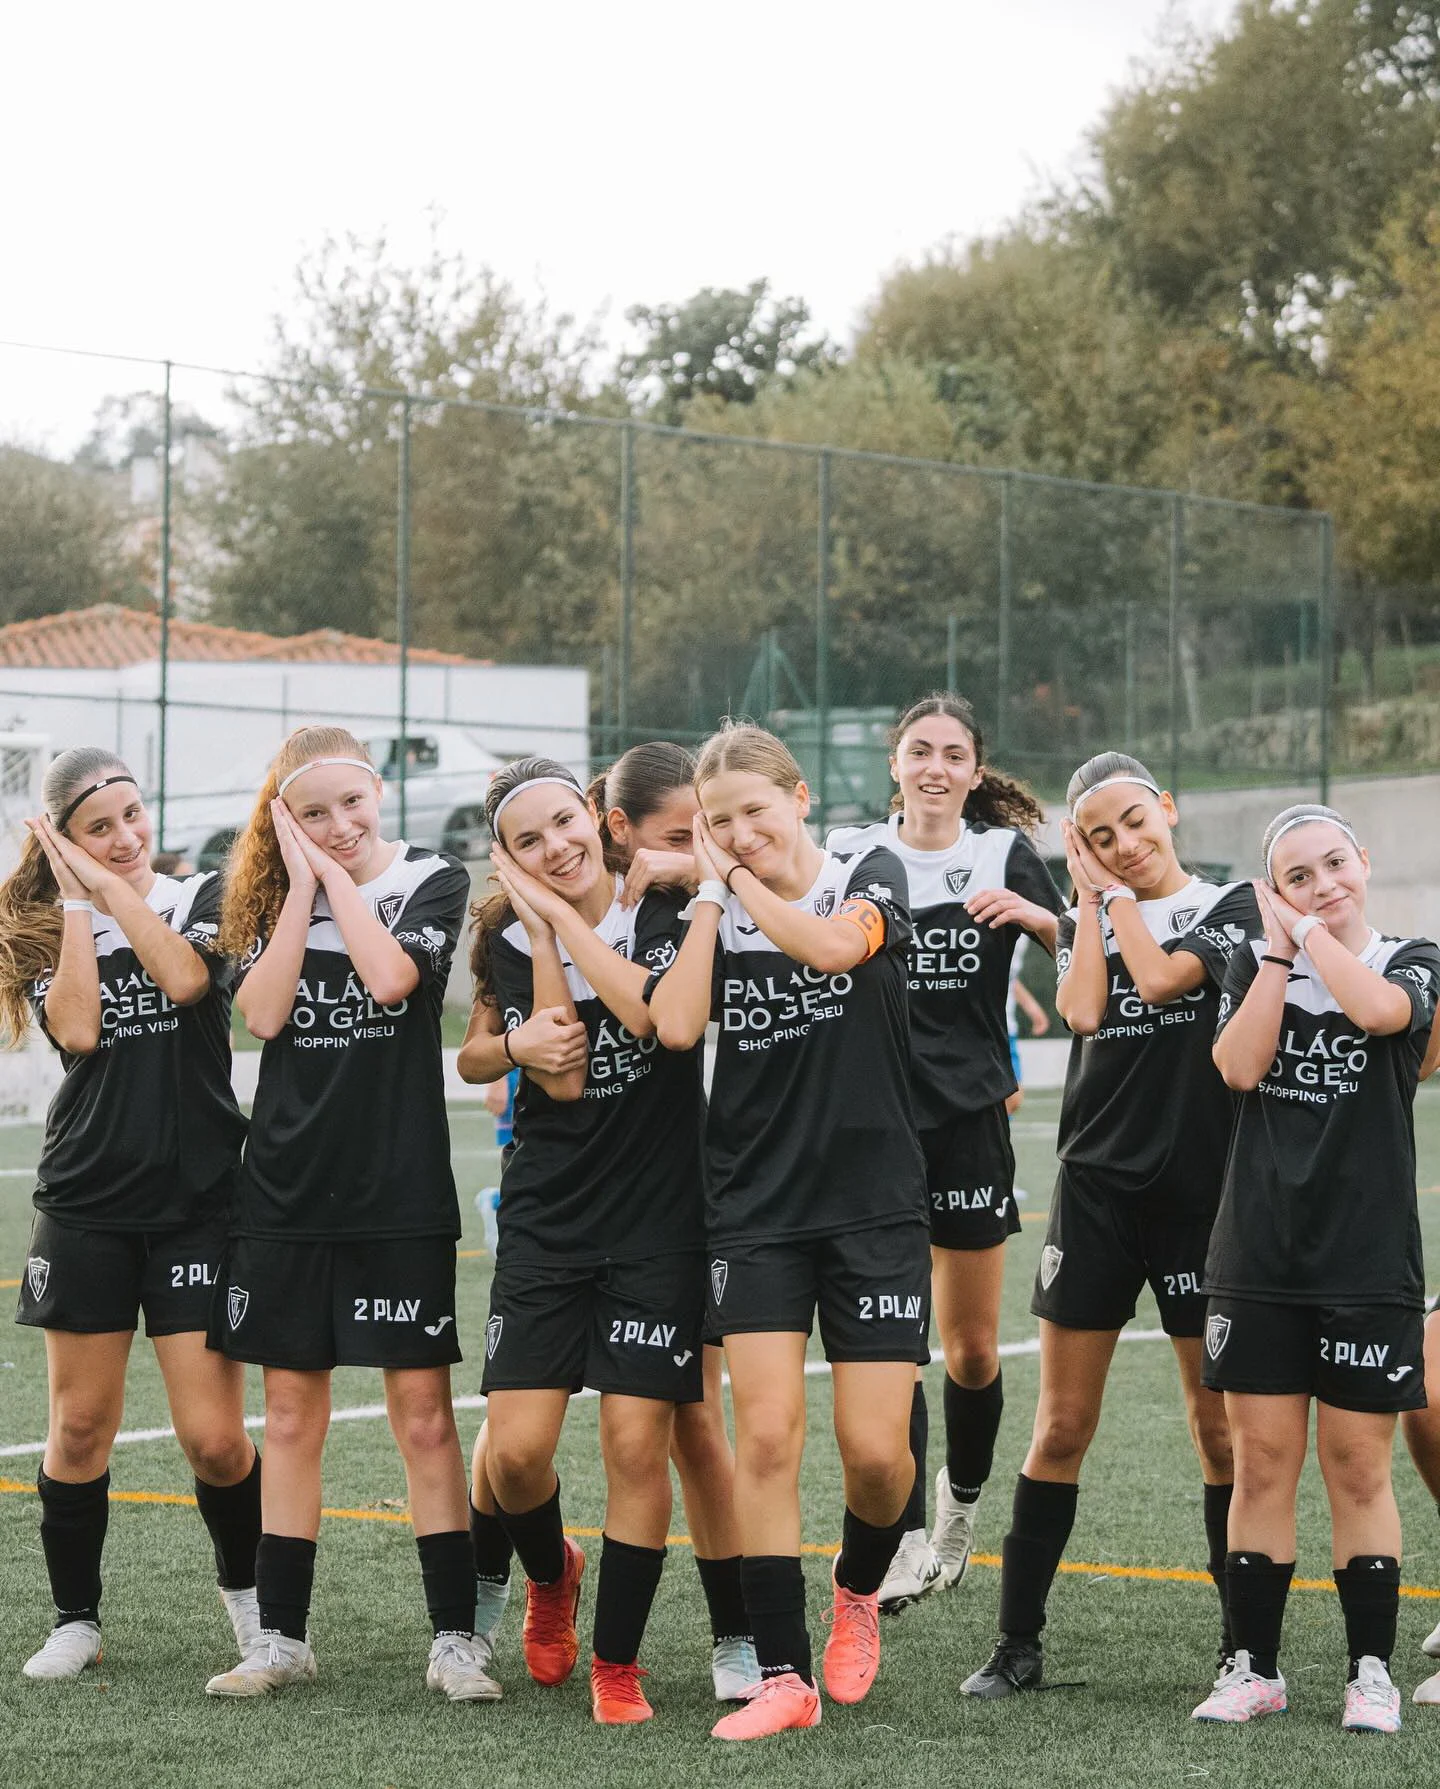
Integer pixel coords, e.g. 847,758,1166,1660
1039,1245,1063,1291
227,1285,250,1329
1205,1314,1231,1360
710,1259,729,1303
486,1315,503,1359
26,1256,50,1301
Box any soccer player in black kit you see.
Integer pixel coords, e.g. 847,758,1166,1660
649,724,931,1742
1193,804,1439,1733
828,694,1063,1610
963,752,1259,1699
461,756,707,1724
205,727,488,1702
2,748,259,1684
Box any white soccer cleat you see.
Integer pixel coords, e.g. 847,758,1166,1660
221,1586,264,1659
426,1633,503,1701
931,1471,979,1590
23,1621,103,1681
877,1528,943,1613
711,1635,761,1701
1343,1655,1400,1733
204,1630,316,1697
1423,1616,1440,1659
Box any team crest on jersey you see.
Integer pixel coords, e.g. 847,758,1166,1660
814,890,836,918
710,1259,729,1304
945,867,972,897
156,907,175,927
26,1256,50,1301
375,894,406,930
611,936,629,956
486,1315,504,1359
1039,1245,1063,1290
227,1285,249,1330
1205,1314,1231,1361
645,940,677,971
1169,906,1199,936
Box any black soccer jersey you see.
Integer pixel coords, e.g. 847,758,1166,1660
489,883,703,1266
32,872,245,1232
701,844,927,1244
1205,931,1439,1307
827,815,1063,1125
1055,876,1260,1215
234,845,467,1242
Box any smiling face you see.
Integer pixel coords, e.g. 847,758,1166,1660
608,785,699,860
699,769,810,887
63,779,154,891
498,782,605,905
1073,781,1183,896
1269,820,1370,943
282,761,386,882
892,714,982,831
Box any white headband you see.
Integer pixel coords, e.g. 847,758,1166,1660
277,757,378,797
491,775,582,833
1264,813,1360,883
1070,774,1161,818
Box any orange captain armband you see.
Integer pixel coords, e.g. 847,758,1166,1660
836,898,887,962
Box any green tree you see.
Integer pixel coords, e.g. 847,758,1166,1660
0,448,143,625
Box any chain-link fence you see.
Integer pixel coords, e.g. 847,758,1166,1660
7,340,1423,846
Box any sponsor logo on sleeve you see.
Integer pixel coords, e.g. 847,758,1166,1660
26,1256,51,1301
1217,993,1233,1026
1224,923,1247,945
644,939,677,971
1039,1245,1063,1291
1055,948,1072,980
397,924,448,966
1205,1313,1231,1360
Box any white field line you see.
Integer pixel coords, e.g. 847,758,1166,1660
0,1329,1168,1460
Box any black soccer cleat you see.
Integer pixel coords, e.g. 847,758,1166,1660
960,1637,1044,1699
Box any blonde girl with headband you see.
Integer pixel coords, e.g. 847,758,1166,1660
460,755,708,1725
963,751,1260,1699
1,748,258,1686
827,694,1064,1613
648,724,932,1742
1192,805,1440,1732
204,727,486,1702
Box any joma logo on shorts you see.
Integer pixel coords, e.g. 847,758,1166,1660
857,1294,923,1321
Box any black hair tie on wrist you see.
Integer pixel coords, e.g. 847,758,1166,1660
502,1029,518,1067
723,863,748,893
1260,953,1296,969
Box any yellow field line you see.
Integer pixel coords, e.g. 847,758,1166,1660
2,1476,1437,1598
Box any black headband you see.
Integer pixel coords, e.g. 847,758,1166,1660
54,774,139,833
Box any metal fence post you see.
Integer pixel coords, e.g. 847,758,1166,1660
816,451,831,836
619,424,635,754
396,396,412,835
157,361,172,844
1167,494,1183,795
1318,514,1335,804
996,476,1012,752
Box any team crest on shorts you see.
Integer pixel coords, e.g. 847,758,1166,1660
1039,1245,1063,1291
227,1285,250,1330
710,1259,729,1304
946,867,972,897
26,1256,50,1301
486,1315,504,1360
375,894,405,929
1205,1314,1231,1361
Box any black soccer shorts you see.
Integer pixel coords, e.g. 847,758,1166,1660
921,1103,1022,1251
481,1251,705,1403
1201,1296,1426,1413
707,1218,932,1365
1029,1164,1213,1338
213,1235,462,1371
15,1208,229,1338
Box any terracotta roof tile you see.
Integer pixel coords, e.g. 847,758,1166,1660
0,605,476,668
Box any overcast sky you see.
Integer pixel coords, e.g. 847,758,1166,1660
1,0,1232,452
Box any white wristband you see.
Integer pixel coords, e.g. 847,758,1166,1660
1290,913,1324,949
1100,884,1136,908
62,899,94,913
695,879,728,910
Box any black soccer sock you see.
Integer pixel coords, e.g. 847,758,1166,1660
494,1477,566,1586
1202,1480,1234,1655
37,1468,109,1627
996,1474,1079,1642
742,1555,812,1685
1224,1551,1293,1679
417,1530,478,1639
900,1380,928,1531
1335,1555,1400,1679
836,1504,910,1597
945,1369,1004,1502
592,1535,666,1665
194,1449,262,1591
256,1533,316,1642
695,1554,750,1643
469,1499,514,1586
